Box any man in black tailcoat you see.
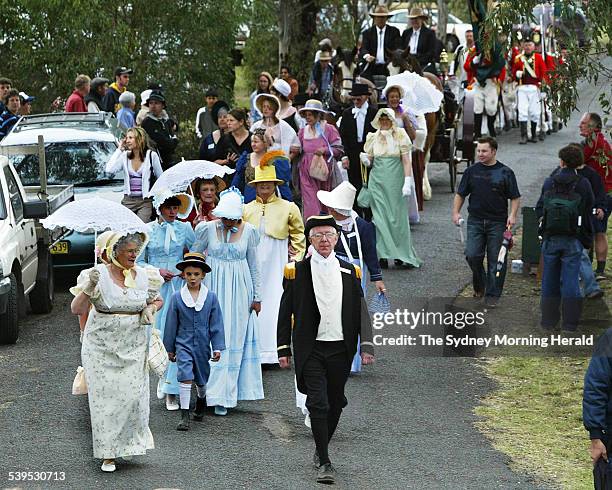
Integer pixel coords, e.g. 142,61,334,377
401,7,438,71
278,215,375,485
360,5,402,79
338,83,378,219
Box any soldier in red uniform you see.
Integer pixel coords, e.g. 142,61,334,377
512,33,546,144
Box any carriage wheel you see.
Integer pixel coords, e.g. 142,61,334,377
448,127,457,193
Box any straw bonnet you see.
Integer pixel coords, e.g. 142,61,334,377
176,252,212,273
105,231,149,264
298,99,327,115
212,187,244,220
382,84,406,100
152,190,194,219
317,181,357,211
408,7,428,19
255,93,281,117
370,5,393,17
371,108,398,130
95,230,115,264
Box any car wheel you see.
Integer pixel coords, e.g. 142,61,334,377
446,34,459,53
30,253,54,314
0,274,19,344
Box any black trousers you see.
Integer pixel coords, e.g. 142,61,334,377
302,341,350,465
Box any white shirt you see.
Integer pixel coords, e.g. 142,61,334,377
311,250,344,341
376,27,386,64
409,28,421,54
352,101,369,143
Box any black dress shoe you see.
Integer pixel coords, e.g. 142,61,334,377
193,397,206,421
396,261,415,270
379,258,388,269
316,463,336,484
394,259,403,267
177,409,190,431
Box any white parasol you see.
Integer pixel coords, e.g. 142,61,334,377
41,197,149,261
383,72,444,115
146,159,234,198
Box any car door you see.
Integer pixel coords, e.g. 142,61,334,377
3,166,37,290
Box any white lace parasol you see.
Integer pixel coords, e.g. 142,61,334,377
146,159,234,198
383,72,444,115
41,197,149,234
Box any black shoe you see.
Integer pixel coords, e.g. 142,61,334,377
193,397,206,421
538,131,545,141
379,258,388,269
484,296,499,308
316,463,336,484
313,451,320,469
396,261,415,270
177,409,190,431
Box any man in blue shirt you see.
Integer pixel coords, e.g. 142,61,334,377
536,144,595,331
0,89,21,140
452,136,521,307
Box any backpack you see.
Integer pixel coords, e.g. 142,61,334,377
542,175,582,236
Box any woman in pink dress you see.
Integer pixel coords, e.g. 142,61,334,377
297,99,343,219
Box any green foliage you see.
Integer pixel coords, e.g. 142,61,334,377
241,0,279,90
0,0,246,127
481,0,612,122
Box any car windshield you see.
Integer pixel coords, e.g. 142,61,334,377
8,141,122,186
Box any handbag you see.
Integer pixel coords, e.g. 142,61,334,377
368,292,390,315
71,366,88,395
309,153,330,181
356,162,371,208
148,328,169,378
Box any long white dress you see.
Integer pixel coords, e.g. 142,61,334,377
74,264,162,459
257,217,288,364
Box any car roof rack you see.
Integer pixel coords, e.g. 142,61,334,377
12,112,114,132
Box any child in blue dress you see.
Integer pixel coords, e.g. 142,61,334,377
164,252,225,431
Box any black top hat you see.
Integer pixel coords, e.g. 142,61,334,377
293,93,309,107
145,90,166,107
211,100,230,126
176,252,212,273
114,66,133,77
305,215,341,238
348,83,371,97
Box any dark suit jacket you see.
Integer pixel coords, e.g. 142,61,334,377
361,25,401,64
401,26,437,69
277,256,374,393
339,105,378,189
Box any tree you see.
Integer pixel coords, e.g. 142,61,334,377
480,0,611,122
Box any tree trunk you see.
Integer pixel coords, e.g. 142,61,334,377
436,0,448,42
279,0,291,72
291,0,320,89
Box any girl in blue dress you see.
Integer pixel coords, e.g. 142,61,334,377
193,187,264,416
140,190,195,411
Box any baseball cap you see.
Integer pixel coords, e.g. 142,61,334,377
18,91,35,103
114,66,133,77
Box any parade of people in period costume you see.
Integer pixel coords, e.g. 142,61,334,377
47,1,609,484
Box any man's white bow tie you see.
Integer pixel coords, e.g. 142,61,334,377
352,106,367,118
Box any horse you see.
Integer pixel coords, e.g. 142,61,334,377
335,46,358,104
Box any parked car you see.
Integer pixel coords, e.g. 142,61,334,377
0,152,73,344
0,112,123,270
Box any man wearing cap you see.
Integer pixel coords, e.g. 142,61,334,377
307,51,335,99
278,215,375,484
141,90,178,170
339,83,377,218
513,35,545,144
102,66,132,115
65,74,90,113
18,92,35,116
401,7,437,70
195,88,219,140
361,5,401,79
85,77,109,113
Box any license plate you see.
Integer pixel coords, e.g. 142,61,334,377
51,241,69,254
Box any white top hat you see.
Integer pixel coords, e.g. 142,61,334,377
212,187,244,220
317,181,357,211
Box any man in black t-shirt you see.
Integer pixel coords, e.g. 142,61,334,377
452,137,521,307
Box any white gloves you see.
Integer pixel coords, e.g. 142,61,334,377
472,54,481,64
140,304,157,325
360,152,372,168
82,268,101,296
402,176,415,197
515,70,523,79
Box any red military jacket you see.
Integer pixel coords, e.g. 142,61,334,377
512,51,545,86
464,47,506,85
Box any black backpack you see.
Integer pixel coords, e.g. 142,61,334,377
542,175,582,236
